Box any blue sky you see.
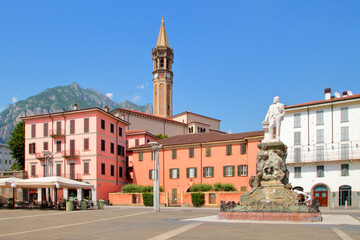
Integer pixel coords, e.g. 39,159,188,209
0,1,359,133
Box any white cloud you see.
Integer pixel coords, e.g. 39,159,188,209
132,95,141,102
136,84,145,89
12,97,18,103
106,93,113,99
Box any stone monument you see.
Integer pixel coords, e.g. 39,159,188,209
218,97,321,222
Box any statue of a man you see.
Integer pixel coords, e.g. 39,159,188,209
264,96,285,140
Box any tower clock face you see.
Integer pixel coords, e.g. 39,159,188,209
166,73,171,78
154,73,158,78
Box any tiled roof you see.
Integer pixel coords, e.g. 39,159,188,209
171,111,221,122
286,94,360,109
130,131,264,149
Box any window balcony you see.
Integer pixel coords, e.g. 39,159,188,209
64,173,82,180
62,150,80,159
50,129,65,138
35,152,46,160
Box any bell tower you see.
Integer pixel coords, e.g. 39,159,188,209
152,17,174,118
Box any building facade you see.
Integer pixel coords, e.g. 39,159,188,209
0,144,14,171
22,107,129,202
280,89,360,208
130,131,263,205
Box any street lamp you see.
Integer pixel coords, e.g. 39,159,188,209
42,150,54,177
149,142,162,212
11,182,16,209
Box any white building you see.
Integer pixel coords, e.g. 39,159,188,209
280,89,360,208
0,144,14,171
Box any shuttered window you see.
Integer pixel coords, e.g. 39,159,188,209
84,162,89,175
186,167,197,178
43,123,48,137
31,124,36,138
56,164,61,177
56,141,61,152
70,119,75,134
169,168,179,179
203,167,214,178
240,144,247,154
223,165,235,177
84,118,89,133
172,149,177,159
238,165,248,176
29,143,36,154
226,145,232,155
139,152,143,161
31,165,36,177
56,121,62,135
189,148,194,158
206,146,211,157
84,138,89,150
43,142,48,151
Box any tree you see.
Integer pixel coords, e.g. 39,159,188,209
155,134,168,139
7,121,25,170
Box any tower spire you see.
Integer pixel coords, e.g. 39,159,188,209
156,17,169,48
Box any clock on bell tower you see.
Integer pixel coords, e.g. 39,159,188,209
152,17,174,118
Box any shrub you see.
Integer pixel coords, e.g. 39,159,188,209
191,193,205,207
142,192,153,206
189,184,213,192
141,185,153,192
121,184,139,193
213,183,223,191
222,183,236,191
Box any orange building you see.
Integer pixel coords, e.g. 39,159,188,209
130,131,263,205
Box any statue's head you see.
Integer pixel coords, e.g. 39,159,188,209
273,96,279,104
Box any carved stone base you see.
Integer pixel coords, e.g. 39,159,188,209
217,212,322,222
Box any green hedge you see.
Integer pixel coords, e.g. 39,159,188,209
121,184,164,193
142,192,153,206
189,184,213,192
213,183,236,191
191,193,205,207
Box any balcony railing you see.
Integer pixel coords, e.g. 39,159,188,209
62,150,80,158
63,173,82,180
35,152,46,160
49,129,65,138
286,141,360,164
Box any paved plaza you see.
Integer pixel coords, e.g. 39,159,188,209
0,206,359,240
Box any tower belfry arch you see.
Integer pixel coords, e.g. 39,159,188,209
152,17,174,118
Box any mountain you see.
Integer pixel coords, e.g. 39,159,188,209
0,82,152,143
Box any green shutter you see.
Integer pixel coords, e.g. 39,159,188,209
237,165,240,176
194,168,197,178
241,144,247,154
203,167,206,177
172,149,177,159
149,170,152,179
223,166,226,177
169,168,172,179
186,168,189,178
151,151,154,161
139,152,143,161
232,166,235,176
211,167,214,177
226,145,232,155
189,148,194,158
177,168,180,179
206,146,211,157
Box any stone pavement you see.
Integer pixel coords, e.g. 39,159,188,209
0,206,358,240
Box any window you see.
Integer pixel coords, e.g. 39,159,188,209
341,126,349,141
317,165,324,177
238,165,248,176
316,146,324,161
294,148,301,163
56,141,61,152
29,143,36,154
56,164,61,176
172,149,177,159
119,127,123,137
169,168,179,179
70,119,75,134
101,119,105,130
341,164,349,176
226,145,232,155
294,167,301,178
84,162,89,175
135,139,139,147
31,124,36,138
101,163,106,175
110,142,115,154
110,165,115,176
186,167,197,178
294,113,301,128
84,138,89,150
294,132,301,145
43,123,48,137
205,146,211,157
341,144,349,160
31,165,36,177
119,166,123,178
101,140,106,151
139,152,143,161
203,167,214,178
84,118,89,133
316,110,324,125
189,148,194,158
316,129,324,143
340,107,349,122
43,142,48,151
56,121,62,135
240,144,247,154
110,123,114,133
117,145,124,156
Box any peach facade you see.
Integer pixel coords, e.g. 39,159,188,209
130,132,263,205
22,107,129,202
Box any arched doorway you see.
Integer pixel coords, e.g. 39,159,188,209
339,185,352,206
314,185,328,207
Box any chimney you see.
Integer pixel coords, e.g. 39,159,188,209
342,91,348,97
104,106,109,112
73,104,78,110
324,88,331,100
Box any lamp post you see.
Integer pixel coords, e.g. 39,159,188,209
149,142,162,212
42,150,54,177
11,182,16,209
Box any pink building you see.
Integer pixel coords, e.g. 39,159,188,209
22,107,129,202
